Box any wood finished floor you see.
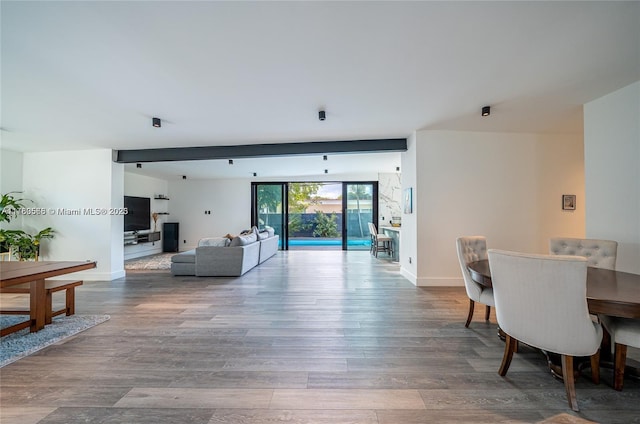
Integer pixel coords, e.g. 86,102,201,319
1,251,639,424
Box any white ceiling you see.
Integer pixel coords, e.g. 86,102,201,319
2,1,639,179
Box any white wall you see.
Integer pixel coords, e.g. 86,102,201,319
1,149,23,195
584,81,640,274
1,149,25,231
254,172,378,183
408,130,584,286
168,178,252,251
123,172,169,259
400,132,418,283
22,149,125,280
535,133,586,248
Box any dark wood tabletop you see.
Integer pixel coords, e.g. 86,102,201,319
467,259,640,319
1,261,97,334
1,261,96,288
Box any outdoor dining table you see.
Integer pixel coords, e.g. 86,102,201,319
0,260,96,335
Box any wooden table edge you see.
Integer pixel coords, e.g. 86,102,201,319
1,261,97,287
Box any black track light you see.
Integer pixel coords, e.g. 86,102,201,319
482,106,491,117
182,175,186,180
319,110,326,121
136,163,142,169
324,169,328,174
152,117,161,127
323,155,328,161
253,172,257,177
228,159,233,165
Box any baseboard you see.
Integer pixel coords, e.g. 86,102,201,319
47,269,125,281
414,277,464,287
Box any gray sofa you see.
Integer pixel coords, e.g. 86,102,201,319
171,228,279,277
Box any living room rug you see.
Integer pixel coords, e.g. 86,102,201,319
124,252,173,270
0,314,110,367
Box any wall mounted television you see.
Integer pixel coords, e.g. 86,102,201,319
124,196,151,232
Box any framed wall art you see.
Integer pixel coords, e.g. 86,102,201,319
404,188,413,214
562,194,576,210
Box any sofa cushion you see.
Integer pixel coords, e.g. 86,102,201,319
257,230,269,241
171,250,196,263
198,237,230,247
229,232,258,247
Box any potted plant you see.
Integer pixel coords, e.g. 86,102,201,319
0,192,55,261
0,192,25,256
11,227,55,261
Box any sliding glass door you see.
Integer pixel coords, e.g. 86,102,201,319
343,183,376,250
252,181,378,251
252,183,286,248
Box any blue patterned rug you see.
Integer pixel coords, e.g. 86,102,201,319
0,314,110,367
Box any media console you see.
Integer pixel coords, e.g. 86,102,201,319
124,231,161,246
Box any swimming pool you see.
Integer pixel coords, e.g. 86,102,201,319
285,238,371,247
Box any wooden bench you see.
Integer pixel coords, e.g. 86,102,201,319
0,279,84,324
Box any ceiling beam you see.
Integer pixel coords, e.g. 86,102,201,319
115,138,407,163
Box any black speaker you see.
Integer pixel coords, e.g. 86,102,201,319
163,222,179,252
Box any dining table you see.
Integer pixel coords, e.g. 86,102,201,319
467,259,640,381
0,260,96,335
467,259,640,319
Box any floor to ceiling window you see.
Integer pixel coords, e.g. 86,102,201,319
252,183,287,248
343,183,376,251
251,182,378,250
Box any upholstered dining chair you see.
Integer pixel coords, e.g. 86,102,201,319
598,316,640,391
488,249,602,412
456,236,494,328
368,223,393,258
549,237,618,270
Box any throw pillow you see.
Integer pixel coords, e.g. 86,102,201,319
198,237,230,247
229,232,258,246
265,226,275,237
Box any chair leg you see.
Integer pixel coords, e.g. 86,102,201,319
561,355,579,411
613,343,627,391
498,334,517,376
485,305,491,321
465,299,475,328
590,350,600,385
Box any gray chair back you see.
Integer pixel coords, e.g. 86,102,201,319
549,237,617,270
488,249,602,356
456,236,488,302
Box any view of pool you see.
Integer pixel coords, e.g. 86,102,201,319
283,238,371,247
